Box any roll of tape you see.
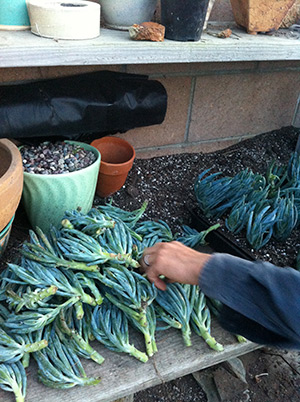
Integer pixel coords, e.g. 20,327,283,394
26,0,100,40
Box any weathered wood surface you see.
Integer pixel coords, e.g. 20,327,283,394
0,24,299,67
0,319,260,402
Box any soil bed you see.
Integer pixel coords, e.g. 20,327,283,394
1,126,300,402
109,125,300,269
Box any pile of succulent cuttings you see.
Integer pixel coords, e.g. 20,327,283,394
195,151,300,264
1,150,299,401
0,198,234,402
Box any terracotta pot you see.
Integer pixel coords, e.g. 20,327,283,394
230,0,296,34
90,137,136,198
0,139,23,233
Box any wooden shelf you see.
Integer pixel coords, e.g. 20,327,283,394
0,24,300,67
0,320,260,402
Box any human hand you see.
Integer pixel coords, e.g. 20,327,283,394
139,241,212,290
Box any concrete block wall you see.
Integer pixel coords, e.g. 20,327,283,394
1,60,300,159
121,61,300,158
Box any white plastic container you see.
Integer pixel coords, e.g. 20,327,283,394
26,0,100,40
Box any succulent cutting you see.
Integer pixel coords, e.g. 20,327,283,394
0,201,223,401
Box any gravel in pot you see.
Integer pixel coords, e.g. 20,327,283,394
20,141,97,175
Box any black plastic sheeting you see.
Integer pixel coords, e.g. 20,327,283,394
0,71,167,142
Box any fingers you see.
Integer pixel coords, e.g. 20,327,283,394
139,245,156,272
139,253,152,273
142,264,167,291
151,277,167,291
139,246,167,290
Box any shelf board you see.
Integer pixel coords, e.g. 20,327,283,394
0,320,261,402
0,23,300,67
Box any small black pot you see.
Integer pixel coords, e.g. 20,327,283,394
161,0,209,41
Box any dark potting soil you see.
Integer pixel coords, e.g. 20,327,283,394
99,125,300,270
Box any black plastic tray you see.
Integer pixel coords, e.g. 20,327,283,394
190,209,256,261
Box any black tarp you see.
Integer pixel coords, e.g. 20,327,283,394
0,70,167,142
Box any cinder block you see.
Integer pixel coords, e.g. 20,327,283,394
259,60,300,70
127,62,259,78
0,65,122,84
188,61,257,74
189,70,300,143
126,63,192,76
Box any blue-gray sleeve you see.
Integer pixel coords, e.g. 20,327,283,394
199,253,300,349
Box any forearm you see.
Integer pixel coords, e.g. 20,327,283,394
199,253,300,348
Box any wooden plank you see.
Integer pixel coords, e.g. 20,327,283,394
0,25,299,68
0,320,260,402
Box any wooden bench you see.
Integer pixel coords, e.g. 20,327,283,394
0,319,260,402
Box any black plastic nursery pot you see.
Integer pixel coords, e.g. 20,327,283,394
160,0,210,41
190,209,256,261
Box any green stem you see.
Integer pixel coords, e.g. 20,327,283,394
24,339,48,354
151,338,158,354
80,376,101,386
38,285,58,299
80,293,97,306
155,306,182,329
58,312,105,365
115,253,140,268
75,301,84,320
71,329,105,365
182,324,192,347
12,384,25,402
202,331,223,351
143,330,154,357
127,344,148,363
21,353,30,369
87,347,105,365
105,293,142,323
15,391,25,402
21,247,99,272
56,260,99,272
236,334,247,343
138,310,147,328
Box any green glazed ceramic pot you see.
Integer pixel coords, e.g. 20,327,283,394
21,141,101,234
0,215,14,257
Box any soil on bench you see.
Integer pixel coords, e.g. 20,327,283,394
2,126,300,401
